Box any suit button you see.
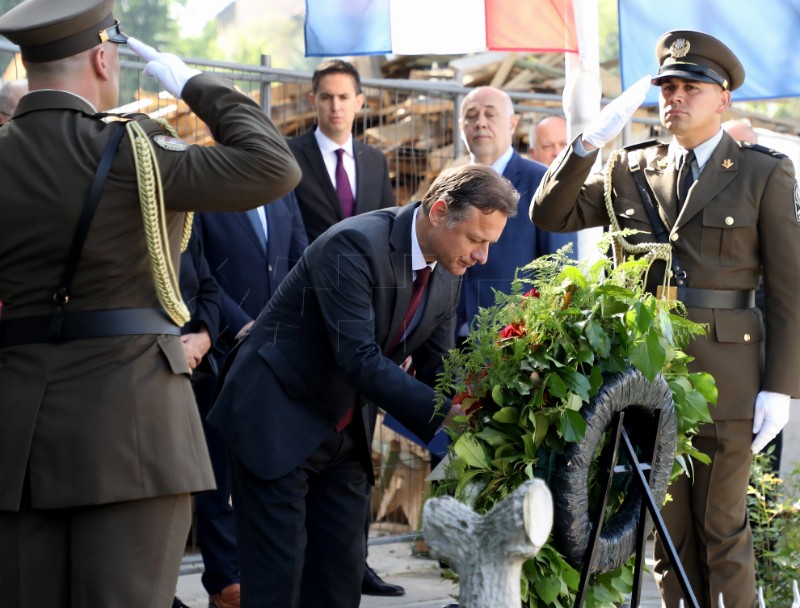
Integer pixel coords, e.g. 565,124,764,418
725,216,735,226
744,333,751,342
670,233,679,242
625,208,635,216
268,264,273,272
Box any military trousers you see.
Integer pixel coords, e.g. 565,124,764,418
653,419,756,608
0,493,191,608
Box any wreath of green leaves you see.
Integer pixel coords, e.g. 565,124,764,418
433,241,716,608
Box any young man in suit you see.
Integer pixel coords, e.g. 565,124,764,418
209,163,519,608
0,0,300,604
289,58,401,595
288,59,395,244
186,194,308,608
531,31,798,608
456,86,577,343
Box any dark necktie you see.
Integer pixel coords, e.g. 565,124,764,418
335,266,432,432
677,150,696,204
335,148,355,217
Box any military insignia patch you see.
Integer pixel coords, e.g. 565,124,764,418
794,181,800,223
153,134,189,152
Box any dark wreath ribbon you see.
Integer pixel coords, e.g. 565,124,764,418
550,367,677,574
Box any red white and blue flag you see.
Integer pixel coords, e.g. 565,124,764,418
304,0,578,57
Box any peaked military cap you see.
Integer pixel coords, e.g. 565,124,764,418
0,0,127,63
651,30,744,91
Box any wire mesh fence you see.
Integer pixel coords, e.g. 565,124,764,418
1,39,566,538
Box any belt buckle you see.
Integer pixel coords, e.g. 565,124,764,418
656,285,678,301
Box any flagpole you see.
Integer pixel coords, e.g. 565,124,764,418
564,0,603,261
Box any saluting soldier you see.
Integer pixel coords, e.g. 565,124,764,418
531,31,798,608
0,0,300,606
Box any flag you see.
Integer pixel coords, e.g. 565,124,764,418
619,0,800,102
304,0,578,57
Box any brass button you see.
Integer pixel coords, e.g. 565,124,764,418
744,333,751,342
670,232,679,242
625,208,635,216
725,216,735,226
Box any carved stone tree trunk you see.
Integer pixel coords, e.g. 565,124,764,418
423,479,553,608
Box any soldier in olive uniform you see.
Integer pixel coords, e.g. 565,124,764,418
0,0,300,606
531,31,797,608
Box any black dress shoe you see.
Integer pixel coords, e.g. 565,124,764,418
172,597,191,608
361,565,405,596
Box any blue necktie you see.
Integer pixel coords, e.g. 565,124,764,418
246,208,267,253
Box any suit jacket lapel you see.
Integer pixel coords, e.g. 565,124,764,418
502,151,523,185
235,212,267,260
647,159,679,229
385,203,418,352
675,134,739,229
301,130,343,221
634,147,678,230
354,141,365,215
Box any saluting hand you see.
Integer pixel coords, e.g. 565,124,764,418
127,37,201,99
582,75,652,151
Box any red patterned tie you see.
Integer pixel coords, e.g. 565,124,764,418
335,148,355,217
335,266,432,432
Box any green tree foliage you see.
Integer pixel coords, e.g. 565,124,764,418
116,0,184,48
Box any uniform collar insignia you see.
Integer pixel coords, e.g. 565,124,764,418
722,159,733,169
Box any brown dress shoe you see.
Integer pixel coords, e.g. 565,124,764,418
209,583,240,608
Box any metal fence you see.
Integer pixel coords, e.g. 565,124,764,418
0,40,644,540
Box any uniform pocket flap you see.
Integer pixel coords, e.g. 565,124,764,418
702,204,756,228
157,334,192,375
714,309,764,344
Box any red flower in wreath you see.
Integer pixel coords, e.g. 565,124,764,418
499,321,526,341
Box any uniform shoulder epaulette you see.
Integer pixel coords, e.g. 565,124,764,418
739,141,787,159
623,139,662,152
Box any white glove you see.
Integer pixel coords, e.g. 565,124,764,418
127,37,201,99
582,75,652,149
751,391,790,454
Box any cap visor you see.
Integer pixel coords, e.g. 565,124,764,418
652,69,718,86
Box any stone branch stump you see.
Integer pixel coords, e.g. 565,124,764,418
422,479,553,608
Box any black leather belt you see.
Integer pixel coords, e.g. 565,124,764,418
0,308,180,347
677,287,756,309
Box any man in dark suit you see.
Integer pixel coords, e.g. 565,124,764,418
456,86,577,342
0,0,300,604
175,229,224,608
288,59,394,244
187,194,308,608
531,31,798,608
288,58,399,594
209,164,519,608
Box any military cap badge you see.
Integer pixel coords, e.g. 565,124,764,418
669,38,691,58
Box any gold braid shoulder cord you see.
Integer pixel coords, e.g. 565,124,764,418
603,149,674,294
125,118,192,326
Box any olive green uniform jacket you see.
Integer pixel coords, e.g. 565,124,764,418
531,133,800,420
0,73,300,511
